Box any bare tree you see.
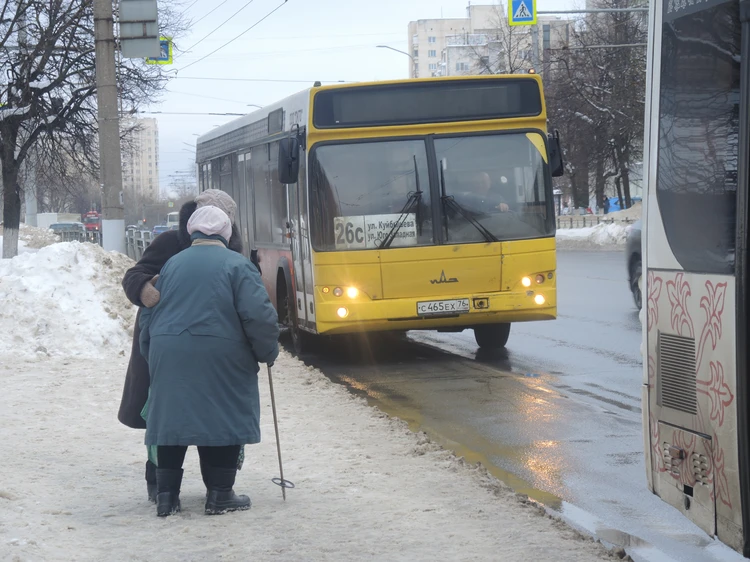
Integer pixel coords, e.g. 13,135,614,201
1,0,187,258
549,0,647,209
470,3,531,74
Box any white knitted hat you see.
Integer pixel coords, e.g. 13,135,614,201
186,205,232,242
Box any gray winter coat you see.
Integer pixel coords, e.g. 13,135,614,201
139,235,279,447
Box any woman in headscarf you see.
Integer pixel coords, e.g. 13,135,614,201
120,190,260,503
139,205,279,517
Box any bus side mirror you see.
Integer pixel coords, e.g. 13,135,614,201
548,130,564,177
278,136,300,185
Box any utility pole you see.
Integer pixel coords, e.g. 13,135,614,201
93,0,125,253
19,11,37,227
542,24,550,84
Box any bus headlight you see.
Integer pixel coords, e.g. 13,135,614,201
534,294,546,305
346,287,359,299
333,287,343,297
522,277,532,287
337,307,349,318
536,274,545,284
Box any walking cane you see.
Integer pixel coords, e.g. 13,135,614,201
267,364,294,500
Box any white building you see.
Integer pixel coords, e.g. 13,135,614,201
121,118,159,203
408,3,569,78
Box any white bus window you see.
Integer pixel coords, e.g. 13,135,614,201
656,0,740,273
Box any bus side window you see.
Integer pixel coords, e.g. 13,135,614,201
253,144,273,243
269,141,288,246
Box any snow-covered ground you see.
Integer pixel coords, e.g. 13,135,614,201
556,222,631,249
0,242,616,561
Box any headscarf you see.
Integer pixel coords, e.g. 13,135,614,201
194,189,237,223
186,205,232,243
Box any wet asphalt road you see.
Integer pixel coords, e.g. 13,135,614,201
293,251,745,562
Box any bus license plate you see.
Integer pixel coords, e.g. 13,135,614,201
417,299,470,316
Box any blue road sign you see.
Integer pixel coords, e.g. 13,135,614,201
146,37,172,65
509,0,537,26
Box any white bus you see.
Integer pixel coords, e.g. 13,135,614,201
642,0,748,554
166,212,179,230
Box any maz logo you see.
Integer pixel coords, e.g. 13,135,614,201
430,270,458,284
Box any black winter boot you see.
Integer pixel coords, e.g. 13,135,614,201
145,461,157,503
203,467,251,515
155,468,183,517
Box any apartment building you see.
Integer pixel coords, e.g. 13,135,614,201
121,118,159,203
408,3,569,78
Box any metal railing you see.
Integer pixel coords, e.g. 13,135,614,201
125,229,153,261
556,216,637,229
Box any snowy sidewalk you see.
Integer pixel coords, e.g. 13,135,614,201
0,241,614,560
0,350,615,561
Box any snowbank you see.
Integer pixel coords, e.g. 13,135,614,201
0,242,135,358
0,223,60,250
0,350,614,561
556,222,630,249
606,201,642,222
0,223,60,254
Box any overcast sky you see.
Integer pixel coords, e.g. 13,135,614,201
148,0,576,195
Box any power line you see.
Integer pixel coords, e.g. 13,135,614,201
167,89,255,104
135,111,246,116
172,76,346,83
175,40,408,62
191,0,232,27
181,0,258,55
178,0,290,72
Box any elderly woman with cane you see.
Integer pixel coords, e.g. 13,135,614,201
139,205,279,517
119,190,255,503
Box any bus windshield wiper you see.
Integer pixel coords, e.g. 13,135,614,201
439,166,498,243
380,156,423,249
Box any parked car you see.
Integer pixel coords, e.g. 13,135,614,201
152,225,169,237
49,222,86,236
625,220,642,310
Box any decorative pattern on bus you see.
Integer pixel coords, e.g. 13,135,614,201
647,272,735,509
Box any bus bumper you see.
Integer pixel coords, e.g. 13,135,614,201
313,288,557,335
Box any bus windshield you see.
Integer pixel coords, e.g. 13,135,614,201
309,132,553,251
437,133,553,243
310,139,433,250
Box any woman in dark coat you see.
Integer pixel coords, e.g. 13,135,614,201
120,191,248,502
139,205,279,517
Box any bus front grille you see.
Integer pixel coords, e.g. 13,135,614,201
657,333,697,415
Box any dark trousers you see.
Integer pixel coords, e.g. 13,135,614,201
157,445,241,470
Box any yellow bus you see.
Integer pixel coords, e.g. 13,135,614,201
196,75,564,352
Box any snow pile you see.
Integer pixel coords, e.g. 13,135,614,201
607,201,642,222
557,222,630,248
0,223,60,254
0,351,614,561
0,242,135,358
19,222,61,248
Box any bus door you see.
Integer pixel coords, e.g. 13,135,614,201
286,136,313,330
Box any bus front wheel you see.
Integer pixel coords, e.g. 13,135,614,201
473,323,511,349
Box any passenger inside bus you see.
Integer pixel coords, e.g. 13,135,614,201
454,172,512,215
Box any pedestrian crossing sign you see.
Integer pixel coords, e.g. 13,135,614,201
145,37,173,65
509,0,536,26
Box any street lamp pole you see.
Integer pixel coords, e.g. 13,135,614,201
376,45,416,78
